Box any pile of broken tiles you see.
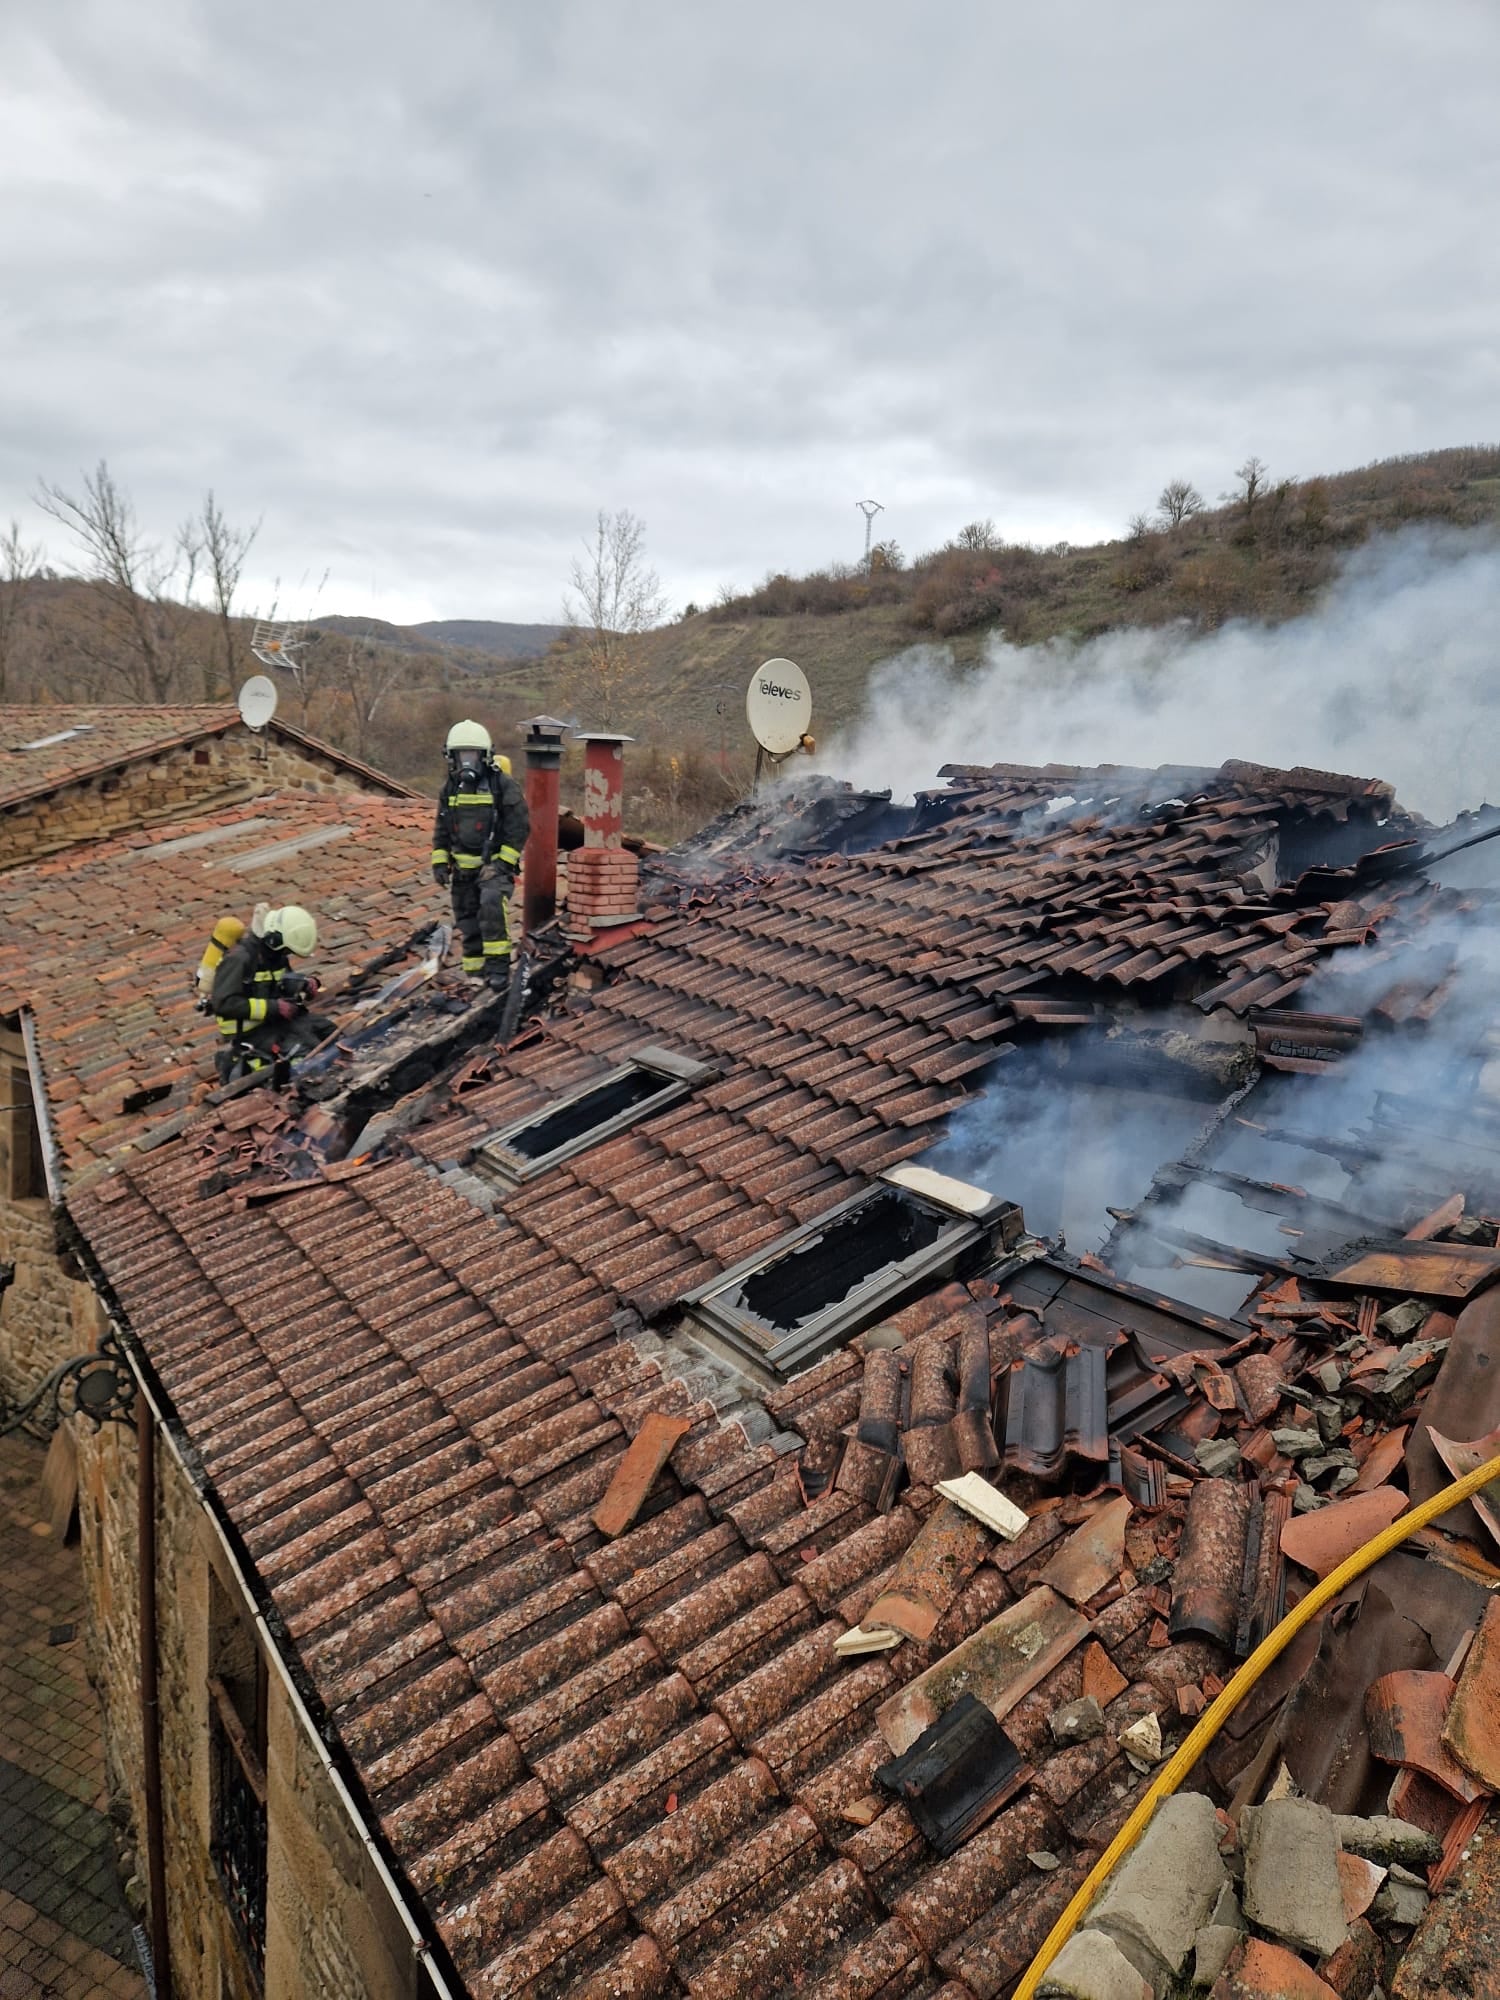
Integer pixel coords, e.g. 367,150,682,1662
782,1195,1500,1999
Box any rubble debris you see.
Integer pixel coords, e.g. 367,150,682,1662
1083,1640,1130,1708
1365,1670,1488,1804
1241,1798,1349,1958
1120,1713,1163,1770
998,1338,1110,1480
1327,1240,1500,1301
1279,1487,1409,1579
934,1470,1028,1538
833,1624,903,1656
1040,1496,1134,1607
876,1583,1088,1754
1192,1885,1247,1991
1440,1594,1500,1788
590,1411,692,1536
1318,1919,1382,2000
1238,1489,1291,1659
956,1319,1000,1470
1088,1792,1228,1993
1039,1928,1154,2000
1335,1852,1386,1923
1333,1817,1443,1868
872,1692,1030,1856
1371,1865,1429,1929
1171,1479,1250,1647
1391,1820,1500,1998
1422,1425,1500,1551
1030,1849,1062,1871
1208,1939,1339,1999
1197,1438,1243,1478
1050,1697,1106,1746
864,1498,993,1640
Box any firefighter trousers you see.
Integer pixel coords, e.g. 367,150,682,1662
451,866,512,973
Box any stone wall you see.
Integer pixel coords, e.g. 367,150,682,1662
0,724,391,872
75,1404,421,2000
0,1194,86,1409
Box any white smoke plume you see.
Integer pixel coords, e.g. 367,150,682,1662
819,526,1500,822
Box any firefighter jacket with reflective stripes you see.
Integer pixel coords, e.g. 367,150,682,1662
211,933,291,1041
432,765,530,872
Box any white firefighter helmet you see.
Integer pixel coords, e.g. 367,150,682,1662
445,719,492,756
264,905,318,956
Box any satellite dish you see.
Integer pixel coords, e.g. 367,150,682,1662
746,658,811,756
237,675,278,731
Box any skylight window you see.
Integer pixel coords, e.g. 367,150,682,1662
475,1045,714,1186
682,1163,1024,1378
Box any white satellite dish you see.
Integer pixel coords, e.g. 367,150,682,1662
237,675,279,731
746,658,811,757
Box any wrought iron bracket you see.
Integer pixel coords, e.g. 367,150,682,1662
0,1323,138,1438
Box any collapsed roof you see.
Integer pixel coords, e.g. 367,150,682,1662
54,756,1500,1998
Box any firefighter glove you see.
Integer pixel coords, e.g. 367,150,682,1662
271,998,303,1022
432,864,451,889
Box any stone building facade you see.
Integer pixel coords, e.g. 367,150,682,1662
75,1403,426,2000
0,712,411,872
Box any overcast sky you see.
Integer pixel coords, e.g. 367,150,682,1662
3,2,1497,625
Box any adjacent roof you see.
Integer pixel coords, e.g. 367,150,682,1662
0,792,434,1172
0,704,416,806
67,758,1494,1998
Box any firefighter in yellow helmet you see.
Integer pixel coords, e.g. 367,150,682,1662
210,903,331,1080
431,720,530,981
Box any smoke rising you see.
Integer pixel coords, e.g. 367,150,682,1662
820,526,1500,821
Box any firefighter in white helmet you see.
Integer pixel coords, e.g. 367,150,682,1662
210,903,331,1080
432,719,530,981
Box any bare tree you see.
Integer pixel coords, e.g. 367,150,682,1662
0,521,44,701
1228,456,1269,522
1126,512,1155,542
955,518,999,551
336,633,408,760
1156,479,1205,528
561,508,667,727
198,490,259,695
35,461,205,701
869,539,904,572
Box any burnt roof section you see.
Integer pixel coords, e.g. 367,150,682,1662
0,702,417,806
64,753,1500,1998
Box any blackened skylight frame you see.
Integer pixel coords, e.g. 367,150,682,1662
475,1044,715,1187
681,1164,1020,1378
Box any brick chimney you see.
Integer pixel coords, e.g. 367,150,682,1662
566,731,640,940
521,717,567,936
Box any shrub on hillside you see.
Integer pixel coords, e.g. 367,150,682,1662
908,545,1047,635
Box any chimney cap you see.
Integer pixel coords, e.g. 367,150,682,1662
523,715,571,739
577,730,635,746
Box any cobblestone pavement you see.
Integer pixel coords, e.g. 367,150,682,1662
0,1433,144,1998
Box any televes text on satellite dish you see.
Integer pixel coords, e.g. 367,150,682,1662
758,675,803,702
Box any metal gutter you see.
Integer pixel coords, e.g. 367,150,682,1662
20,1009,65,1209
116,1333,464,2000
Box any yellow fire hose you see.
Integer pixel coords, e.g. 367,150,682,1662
1014,1451,1500,2000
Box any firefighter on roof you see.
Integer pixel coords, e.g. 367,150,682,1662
210,903,332,1080
431,719,530,981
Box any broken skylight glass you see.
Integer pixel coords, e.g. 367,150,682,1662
681,1163,1023,1378
475,1044,715,1186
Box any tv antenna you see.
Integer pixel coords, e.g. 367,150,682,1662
746,658,813,792
249,569,329,685
236,675,278,731
856,499,884,572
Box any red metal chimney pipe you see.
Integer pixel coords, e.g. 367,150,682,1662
579,731,633,848
521,717,567,937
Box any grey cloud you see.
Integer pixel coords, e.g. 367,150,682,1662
2,0,1498,622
